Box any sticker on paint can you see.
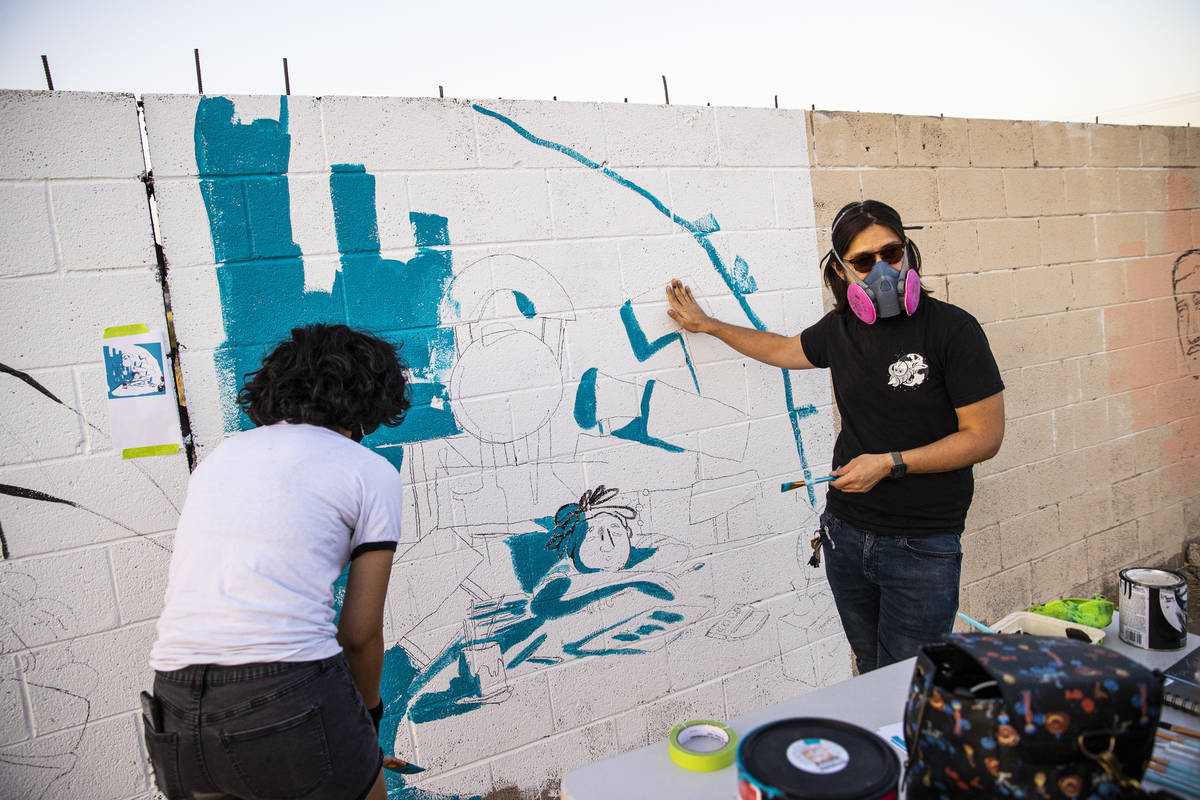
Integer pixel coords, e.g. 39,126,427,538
786,737,850,774
1161,590,1186,633
1120,584,1149,647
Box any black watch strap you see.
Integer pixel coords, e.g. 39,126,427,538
889,451,906,479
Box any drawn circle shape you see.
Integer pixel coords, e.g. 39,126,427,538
450,330,563,444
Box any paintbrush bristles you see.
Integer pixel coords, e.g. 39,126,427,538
780,475,836,493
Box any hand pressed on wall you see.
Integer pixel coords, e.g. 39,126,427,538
665,279,714,333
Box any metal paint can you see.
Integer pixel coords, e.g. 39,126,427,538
1119,567,1188,650
736,718,899,800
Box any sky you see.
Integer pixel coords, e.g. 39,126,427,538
1,0,1198,127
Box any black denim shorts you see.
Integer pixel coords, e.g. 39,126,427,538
145,653,382,800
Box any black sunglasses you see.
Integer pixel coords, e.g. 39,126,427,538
843,242,906,271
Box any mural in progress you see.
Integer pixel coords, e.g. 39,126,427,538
189,96,832,798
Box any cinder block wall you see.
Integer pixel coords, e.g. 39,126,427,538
0,90,1196,800
140,94,840,799
807,111,1200,627
0,91,191,799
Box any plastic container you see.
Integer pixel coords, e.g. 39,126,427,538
990,611,1106,644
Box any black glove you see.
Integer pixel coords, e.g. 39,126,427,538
368,700,383,732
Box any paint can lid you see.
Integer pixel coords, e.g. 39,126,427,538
1121,568,1186,588
737,717,899,800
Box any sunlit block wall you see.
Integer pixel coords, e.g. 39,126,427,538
806,112,1200,626
0,90,1196,800
0,91,191,799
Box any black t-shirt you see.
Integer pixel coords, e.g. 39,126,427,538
800,297,1004,536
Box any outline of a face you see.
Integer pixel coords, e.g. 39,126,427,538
576,510,633,572
1174,251,1200,375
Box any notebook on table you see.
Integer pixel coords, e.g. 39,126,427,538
1162,647,1200,715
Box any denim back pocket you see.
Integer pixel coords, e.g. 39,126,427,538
143,727,186,799
220,704,333,799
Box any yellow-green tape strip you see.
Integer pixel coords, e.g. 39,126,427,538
123,444,180,459
668,720,737,771
103,323,150,338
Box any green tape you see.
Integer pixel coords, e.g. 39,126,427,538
122,444,179,459
668,720,738,771
104,323,150,338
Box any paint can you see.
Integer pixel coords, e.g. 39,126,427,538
1119,567,1188,650
736,718,899,800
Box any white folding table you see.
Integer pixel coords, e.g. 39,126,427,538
562,616,1200,799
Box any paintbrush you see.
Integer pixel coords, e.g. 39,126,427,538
780,475,836,493
1147,761,1200,796
384,758,426,774
1156,730,1200,753
956,612,998,634
1160,721,1200,740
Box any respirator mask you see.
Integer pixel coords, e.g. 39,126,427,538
834,239,921,325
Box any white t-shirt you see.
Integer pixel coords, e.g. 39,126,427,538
149,423,404,670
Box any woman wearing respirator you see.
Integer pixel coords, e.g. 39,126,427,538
666,200,1005,673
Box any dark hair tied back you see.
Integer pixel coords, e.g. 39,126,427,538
238,323,411,435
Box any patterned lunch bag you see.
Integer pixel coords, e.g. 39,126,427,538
903,634,1168,799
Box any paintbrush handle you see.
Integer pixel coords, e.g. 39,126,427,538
1164,721,1200,740
1157,731,1200,754
956,611,997,634
780,475,836,493
1148,764,1200,796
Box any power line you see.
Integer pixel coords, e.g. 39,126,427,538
1087,89,1200,120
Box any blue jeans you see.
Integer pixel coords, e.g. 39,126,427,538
820,511,962,673
145,654,382,800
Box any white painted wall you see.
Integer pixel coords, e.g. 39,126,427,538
1,90,837,799
0,90,191,799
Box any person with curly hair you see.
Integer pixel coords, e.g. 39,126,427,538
145,323,413,800
666,200,1005,673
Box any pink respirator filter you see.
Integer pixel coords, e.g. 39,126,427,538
847,284,877,324
903,271,921,315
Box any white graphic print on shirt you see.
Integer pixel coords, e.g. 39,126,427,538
888,353,929,388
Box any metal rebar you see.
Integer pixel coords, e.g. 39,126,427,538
194,48,203,94
283,58,291,95
41,55,53,90
661,74,669,105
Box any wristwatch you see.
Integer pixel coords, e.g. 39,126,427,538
889,451,907,479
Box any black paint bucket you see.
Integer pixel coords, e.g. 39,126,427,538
736,717,899,800
1119,567,1188,650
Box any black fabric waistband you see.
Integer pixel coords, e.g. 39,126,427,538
154,652,343,685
